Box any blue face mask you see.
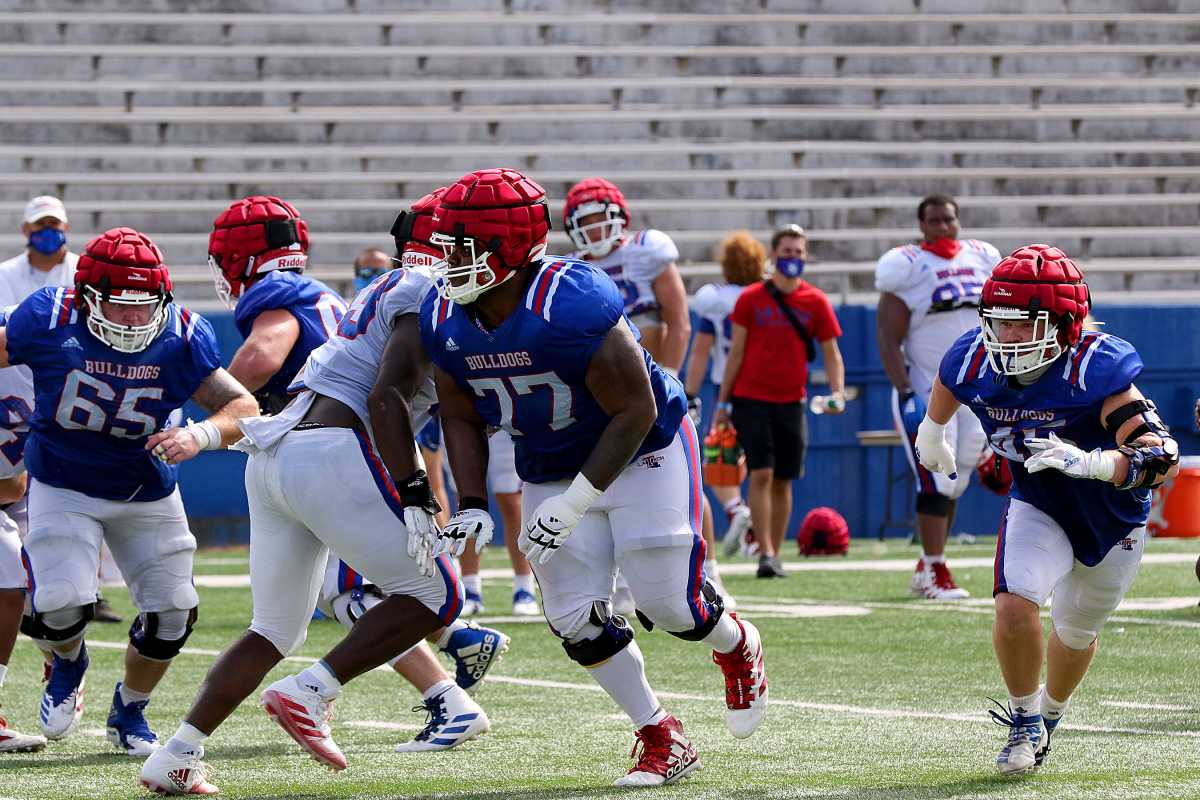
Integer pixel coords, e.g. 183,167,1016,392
353,267,386,295
28,227,66,256
776,257,805,278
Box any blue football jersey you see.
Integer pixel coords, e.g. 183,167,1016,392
420,257,687,484
5,287,223,502
234,271,346,403
938,327,1149,566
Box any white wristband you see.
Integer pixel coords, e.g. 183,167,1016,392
562,473,603,516
186,419,222,451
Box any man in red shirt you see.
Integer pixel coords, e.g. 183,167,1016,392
714,226,845,577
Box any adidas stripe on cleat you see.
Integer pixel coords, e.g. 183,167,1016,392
40,645,89,740
139,744,219,795
260,675,346,771
394,685,490,752
440,621,510,696
613,714,700,788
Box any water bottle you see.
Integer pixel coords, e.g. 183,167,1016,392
809,394,846,415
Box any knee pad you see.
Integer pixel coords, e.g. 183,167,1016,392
916,492,952,517
561,601,634,668
130,607,198,661
664,580,726,642
1054,623,1098,651
330,586,385,631
22,603,94,643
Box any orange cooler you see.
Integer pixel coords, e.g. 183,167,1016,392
1148,456,1200,538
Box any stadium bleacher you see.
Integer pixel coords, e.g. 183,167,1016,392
2,3,1197,307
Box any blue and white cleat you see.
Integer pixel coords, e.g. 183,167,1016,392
39,644,88,740
107,682,160,756
394,685,489,752
511,588,540,616
989,699,1043,776
1035,713,1061,768
461,589,485,617
440,621,510,695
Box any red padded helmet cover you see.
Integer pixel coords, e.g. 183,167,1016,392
432,168,551,272
208,195,309,299
75,227,172,300
980,244,1090,347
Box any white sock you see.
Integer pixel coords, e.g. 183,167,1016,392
703,612,744,654
297,660,342,700
924,552,946,566
1009,689,1041,718
0,662,7,688
434,619,466,649
463,574,483,596
119,683,151,706
586,641,660,728
704,558,720,580
422,678,456,701
1041,689,1070,722
167,722,208,756
512,573,535,595
723,497,743,512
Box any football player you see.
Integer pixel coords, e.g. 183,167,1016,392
423,168,767,786
206,194,507,736
917,244,1178,775
687,230,765,559
876,194,1000,599
564,177,730,612
140,192,500,795
0,228,257,755
0,362,42,753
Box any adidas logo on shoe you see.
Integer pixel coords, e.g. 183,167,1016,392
168,768,192,792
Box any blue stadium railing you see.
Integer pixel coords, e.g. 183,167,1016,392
179,304,1200,547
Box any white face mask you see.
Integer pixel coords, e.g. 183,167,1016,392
82,287,168,353
567,202,625,258
980,307,1063,376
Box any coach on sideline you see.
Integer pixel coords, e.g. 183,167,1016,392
713,225,846,579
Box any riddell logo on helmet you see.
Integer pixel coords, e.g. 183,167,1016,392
995,287,1013,297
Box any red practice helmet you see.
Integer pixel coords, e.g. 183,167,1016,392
391,186,447,271
75,227,173,353
976,450,1013,496
797,507,850,557
429,168,551,304
208,195,309,308
562,177,630,258
979,244,1090,376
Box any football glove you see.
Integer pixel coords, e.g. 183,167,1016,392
914,416,957,480
396,470,441,577
1025,432,1114,482
433,506,494,558
520,474,603,565
897,390,927,438
687,394,703,428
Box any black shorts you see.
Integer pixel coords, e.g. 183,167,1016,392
730,397,808,480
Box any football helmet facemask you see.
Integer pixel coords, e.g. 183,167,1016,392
563,177,630,258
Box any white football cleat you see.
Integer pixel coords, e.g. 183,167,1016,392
394,685,490,752
712,614,767,738
140,744,219,795
721,503,753,557
0,711,47,753
511,588,540,616
260,675,346,771
613,713,700,787
40,646,89,740
989,701,1044,777
909,558,929,597
461,589,485,617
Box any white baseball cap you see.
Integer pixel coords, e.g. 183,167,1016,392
23,195,68,224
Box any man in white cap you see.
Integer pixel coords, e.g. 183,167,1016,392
0,196,78,305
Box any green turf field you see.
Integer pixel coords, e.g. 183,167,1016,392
2,536,1199,800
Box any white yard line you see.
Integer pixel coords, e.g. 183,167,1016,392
345,720,423,731
1101,700,1195,712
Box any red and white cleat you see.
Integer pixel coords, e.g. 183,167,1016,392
0,712,47,753
613,713,700,787
712,613,767,738
260,675,346,771
924,562,970,600
139,744,219,795
909,558,929,597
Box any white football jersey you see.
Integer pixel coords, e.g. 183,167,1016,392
690,282,745,385
295,267,438,436
875,239,1001,392
573,229,678,321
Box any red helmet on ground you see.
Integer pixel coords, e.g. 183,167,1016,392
429,168,551,304
75,227,173,353
390,186,447,272
563,177,630,258
979,244,1090,376
208,195,309,308
797,507,850,557
976,449,1013,496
